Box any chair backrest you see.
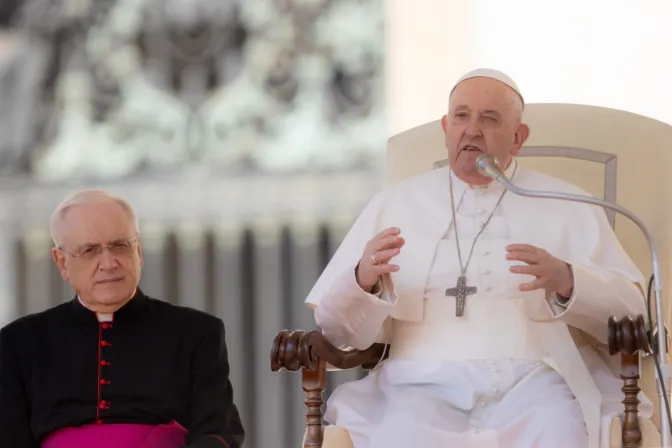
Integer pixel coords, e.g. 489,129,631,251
387,103,672,288
386,103,672,427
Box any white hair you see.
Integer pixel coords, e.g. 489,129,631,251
50,189,140,248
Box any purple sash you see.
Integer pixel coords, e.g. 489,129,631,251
41,421,188,448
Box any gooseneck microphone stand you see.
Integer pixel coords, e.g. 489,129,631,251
475,154,670,447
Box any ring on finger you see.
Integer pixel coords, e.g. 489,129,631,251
371,253,380,265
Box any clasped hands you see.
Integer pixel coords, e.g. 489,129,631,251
356,227,574,298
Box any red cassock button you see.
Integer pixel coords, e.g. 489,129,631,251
101,360,110,366
101,323,110,329
96,420,103,424
100,379,110,385
101,341,111,347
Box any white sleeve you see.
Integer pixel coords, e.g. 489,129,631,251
542,204,647,344
315,267,397,350
305,191,398,349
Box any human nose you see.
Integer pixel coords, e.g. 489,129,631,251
97,249,118,269
464,116,482,137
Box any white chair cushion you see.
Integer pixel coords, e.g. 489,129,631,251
301,426,353,448
609,415,660,448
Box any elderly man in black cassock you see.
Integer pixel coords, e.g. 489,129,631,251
0,190,245,448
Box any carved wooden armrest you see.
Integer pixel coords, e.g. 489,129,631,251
608,315,653,448
270,329,388,448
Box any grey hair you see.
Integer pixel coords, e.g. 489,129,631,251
50,189,140,248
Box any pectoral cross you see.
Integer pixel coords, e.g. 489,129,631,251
446,275,477,317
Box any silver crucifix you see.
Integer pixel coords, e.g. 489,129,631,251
445,275,477,317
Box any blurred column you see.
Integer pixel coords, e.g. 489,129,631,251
0,200,17,326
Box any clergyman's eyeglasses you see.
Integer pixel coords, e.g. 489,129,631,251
61,237,139,261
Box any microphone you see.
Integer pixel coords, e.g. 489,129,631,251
475,153,671,446
475,153,508,182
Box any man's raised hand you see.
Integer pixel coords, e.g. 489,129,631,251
356,227,405,292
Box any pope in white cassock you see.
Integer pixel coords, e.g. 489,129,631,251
304,69,649,448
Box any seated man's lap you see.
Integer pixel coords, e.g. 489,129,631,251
484,364,588,446
328,361,588,447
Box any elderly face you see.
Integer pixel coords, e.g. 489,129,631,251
441,76,529,185
52,202,142,312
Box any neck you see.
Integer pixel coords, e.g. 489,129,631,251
78,288,137,314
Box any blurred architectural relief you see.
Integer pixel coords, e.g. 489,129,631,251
0,0,386,181
0,2,384,448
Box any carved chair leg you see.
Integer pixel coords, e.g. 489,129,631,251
621,353,642,448
302,360,327,448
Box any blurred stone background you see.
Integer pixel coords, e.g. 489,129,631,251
0,1,386,447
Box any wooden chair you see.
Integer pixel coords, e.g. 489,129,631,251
271,103,672,447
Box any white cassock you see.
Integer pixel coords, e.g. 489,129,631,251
305,161,651,448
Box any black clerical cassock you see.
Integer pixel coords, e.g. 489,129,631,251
0,289,245,448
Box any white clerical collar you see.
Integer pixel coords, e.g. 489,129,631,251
77,296,113,322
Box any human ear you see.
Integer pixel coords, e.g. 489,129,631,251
52,248,69,280
511,123,530,155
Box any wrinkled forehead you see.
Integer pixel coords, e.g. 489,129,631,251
60,203,136,247
449,77,522,114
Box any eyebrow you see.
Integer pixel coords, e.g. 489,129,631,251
76,238,130,249
481,109,502,117
452,105,502,117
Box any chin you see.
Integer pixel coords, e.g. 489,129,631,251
94,285,132,303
